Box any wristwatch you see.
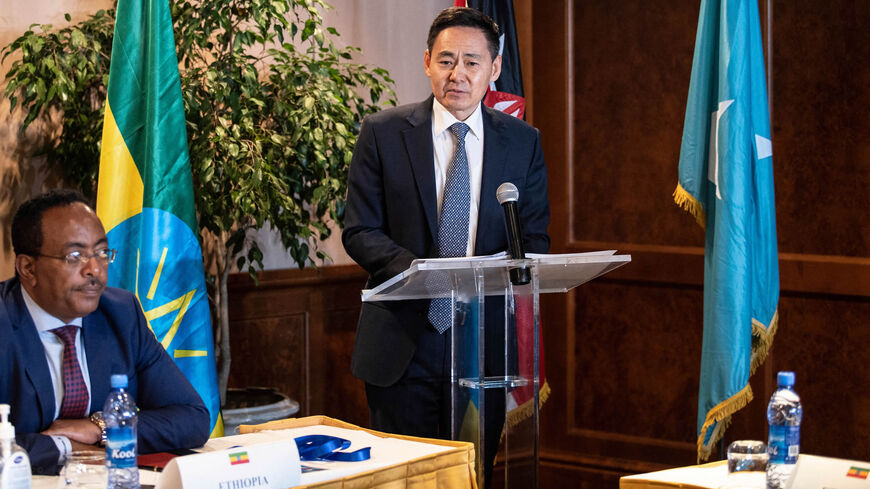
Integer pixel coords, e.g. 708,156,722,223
89,411,107,447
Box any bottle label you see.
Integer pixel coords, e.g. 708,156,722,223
0,453,32,489
106,426,137,469
768,425,799,463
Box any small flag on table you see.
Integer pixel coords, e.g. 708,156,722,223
847,467,870,480
229,452,250,465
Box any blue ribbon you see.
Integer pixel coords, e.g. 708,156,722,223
294,435,371,462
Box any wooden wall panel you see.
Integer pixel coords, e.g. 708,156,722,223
228,314,307,411
539,461,622,489
569,282,699,459
569,1,700,247
222,2,870,488
723,290,870,458
319,295,370,426
772,2,870,257
226,265,368,424
761,293,870,458
533,0,870,487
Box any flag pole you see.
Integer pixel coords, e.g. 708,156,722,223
765,0,773,133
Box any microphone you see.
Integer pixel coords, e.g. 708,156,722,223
496,182,531,285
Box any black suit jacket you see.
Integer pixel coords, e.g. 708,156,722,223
342,96,550,387
0,277,210,473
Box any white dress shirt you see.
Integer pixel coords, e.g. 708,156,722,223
21,287,91,463
431,98,484,256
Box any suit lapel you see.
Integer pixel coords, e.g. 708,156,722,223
82,310,111,408
402,96,438,241
6,282,57,425
476,107,509,254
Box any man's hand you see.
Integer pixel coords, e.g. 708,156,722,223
42,418,102,445
70,440,103,453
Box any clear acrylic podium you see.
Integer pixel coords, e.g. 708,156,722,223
361,251,631,488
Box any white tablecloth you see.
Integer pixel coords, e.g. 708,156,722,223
34,469,159,489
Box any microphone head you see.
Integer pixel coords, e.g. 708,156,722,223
496,182,519,205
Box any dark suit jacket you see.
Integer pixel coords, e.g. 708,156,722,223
342,96,550,387
0,277,210,473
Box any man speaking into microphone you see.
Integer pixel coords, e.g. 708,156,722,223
341,6,550,478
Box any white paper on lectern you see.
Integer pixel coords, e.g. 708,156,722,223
156,439,300,489
408,250,618,267
195,425,453,485
364,249,629,301
411,251,507,265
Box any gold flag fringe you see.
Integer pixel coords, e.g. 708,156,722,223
674,183,781,462
499,381,551,447
673,183,707,229
697,308,778,462
751,308,779,374
504,381,551,431
697,383,753,462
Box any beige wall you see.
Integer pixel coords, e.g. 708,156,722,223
0,0,448,276
257,0,447,269
0,0,114,279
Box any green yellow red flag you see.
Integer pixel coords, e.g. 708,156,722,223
96,0,223,436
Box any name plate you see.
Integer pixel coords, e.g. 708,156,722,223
156,439,301,489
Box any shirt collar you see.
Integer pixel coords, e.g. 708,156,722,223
20,287,83,332
432,98,484,142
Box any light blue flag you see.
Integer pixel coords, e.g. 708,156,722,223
674,0,779,461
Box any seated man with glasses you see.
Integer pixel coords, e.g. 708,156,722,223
0,190,210,474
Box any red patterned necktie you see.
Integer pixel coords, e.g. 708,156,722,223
51,325,90,418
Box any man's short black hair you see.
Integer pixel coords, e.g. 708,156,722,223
11,189,92,256
427,7,501,61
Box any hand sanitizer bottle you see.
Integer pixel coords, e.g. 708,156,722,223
0,404,31,489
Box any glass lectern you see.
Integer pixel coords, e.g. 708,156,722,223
361,251,631,489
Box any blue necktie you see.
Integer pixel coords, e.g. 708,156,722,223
428,122,471,334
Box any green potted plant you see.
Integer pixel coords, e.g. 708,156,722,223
2,0,396,410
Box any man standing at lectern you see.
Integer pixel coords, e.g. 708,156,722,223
342,6,550,476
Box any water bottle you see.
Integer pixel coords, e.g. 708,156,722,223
766,371,802,489
104,374,139,489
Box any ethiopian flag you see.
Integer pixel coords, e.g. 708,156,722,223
675,0,779,461
96,0,223,436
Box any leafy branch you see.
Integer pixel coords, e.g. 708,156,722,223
2,0,397,402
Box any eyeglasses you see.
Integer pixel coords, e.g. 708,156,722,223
36,249,117,266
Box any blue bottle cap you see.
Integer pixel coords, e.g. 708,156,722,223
110,374,129,388
777,371,795,387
